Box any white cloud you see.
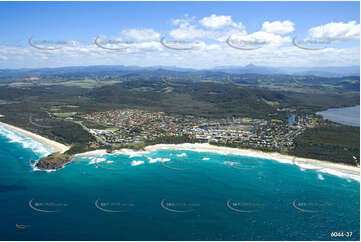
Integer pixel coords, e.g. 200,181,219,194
172,14,195,28
169,25,209,40
307,21,360,43
170,15,246,41
0,42,359,69
121,29,160,41
215,29,248,42
0,17,359,69
228,31,291,47
199,14,243,29
262,20,295,34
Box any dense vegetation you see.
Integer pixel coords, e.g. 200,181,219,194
104,136,201,152
291,125,360,166
0,67,359,169
88,79,359,118
36,153,72,170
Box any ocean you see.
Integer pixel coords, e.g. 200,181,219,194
318,105,360,127
0,125,359,241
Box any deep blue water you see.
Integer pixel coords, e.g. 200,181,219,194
318,106,360,127
0,125,359,241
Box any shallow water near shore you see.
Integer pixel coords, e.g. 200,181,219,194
0,126,360,240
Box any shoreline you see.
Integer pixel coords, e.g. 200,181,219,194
75,143,360,176
0,121,69,154
0,121,359,178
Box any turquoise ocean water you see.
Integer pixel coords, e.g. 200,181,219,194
0,125,359,241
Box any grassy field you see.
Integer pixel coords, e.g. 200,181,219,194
7,79,123,89
53,112,76,117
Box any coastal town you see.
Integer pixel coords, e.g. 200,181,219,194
63,108,319,152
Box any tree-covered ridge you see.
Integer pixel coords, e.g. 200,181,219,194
291,125,360,166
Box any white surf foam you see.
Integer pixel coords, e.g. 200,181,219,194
318,168,360,182
147,157,171,163
202,157,210,160
224,161,239,166
0,125,53,157
176,153,187,157
295,162,322,170
131,160,144,166
151,147,359,182
317,174,325,180
88,157,107,164
129,153,143,158
30,160,59,173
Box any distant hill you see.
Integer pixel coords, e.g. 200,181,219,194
213,64,281,75
213,64,360,77
1,64,359,78
284,66,360,77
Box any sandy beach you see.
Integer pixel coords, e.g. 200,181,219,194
147,143,360,175
0,120,358,177
0,121,69,154
75,143,360,176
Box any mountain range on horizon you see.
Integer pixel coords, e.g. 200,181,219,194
0,64,359,78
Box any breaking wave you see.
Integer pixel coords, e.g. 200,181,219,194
131,160,144,166
0,125,52,157
176,153,187,157
147,157,171,163
88,157,107,164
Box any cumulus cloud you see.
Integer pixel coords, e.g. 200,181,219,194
0,41,359,69
169,14,245,41
228,31,291,47
199,14,243,29
262,20,295,34
121,28,161,41
0,17,359,69
172,14,195,28
307,21,360,43
169,25,209,40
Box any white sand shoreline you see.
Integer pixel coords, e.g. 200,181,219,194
0,121,69,154
0,121,358,179
75,143,360,177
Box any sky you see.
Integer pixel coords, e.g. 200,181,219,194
0,1,359,69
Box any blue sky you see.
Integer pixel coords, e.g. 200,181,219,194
0,1,359,69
